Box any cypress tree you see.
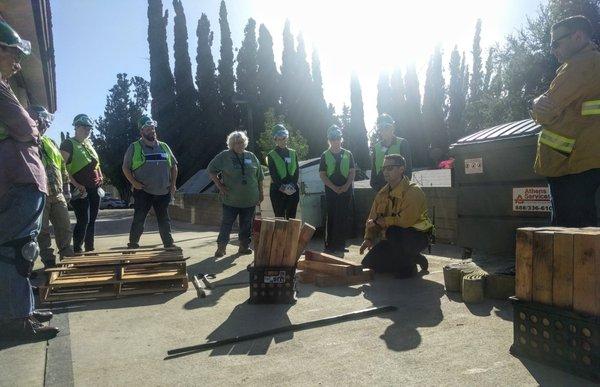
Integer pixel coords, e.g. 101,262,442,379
147,0,177,146
465,19,484,133
348,74,371,170
236,18,259,150
306,48,329,155
422,46,447,165
172,0,198,163
389,67,406,137
256,24,280,111
403,64,426,167
280,20,296,115
447,46,468,143
196,13,221,170
218,0,237,132
376,71,393,116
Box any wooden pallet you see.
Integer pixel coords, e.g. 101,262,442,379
40,248,188,303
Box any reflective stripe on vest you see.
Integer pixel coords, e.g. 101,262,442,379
131,140,172,171
538,129,575,154
412,211,434,232
66,138,100,175
267,148,297,179
582,100,600,116
40,136,63,169
374,139,402,174
324,149,350,178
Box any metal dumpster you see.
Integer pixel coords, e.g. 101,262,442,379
450,119,549,257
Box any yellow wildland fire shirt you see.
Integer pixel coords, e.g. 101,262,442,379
364,176,433,241
532,42,600,177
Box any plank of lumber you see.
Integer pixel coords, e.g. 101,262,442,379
552,232,574,309
281,219,302,267
314,269,374,287
256,219,275,267
296,270,317,284
515,228,534,301
295,223,316,262
252,218,262,261
305,250,362,268
532,230,554,305
269,220,288,266
296,259,355,277
573,231,600,316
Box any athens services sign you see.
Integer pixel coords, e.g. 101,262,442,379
512,187,552,212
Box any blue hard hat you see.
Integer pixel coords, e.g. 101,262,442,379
327,125,343,140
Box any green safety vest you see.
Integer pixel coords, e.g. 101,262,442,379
131,140,173,171
40,136,63,169
267,148,297,179
66,137,100,175
374,137,403,174
324,149,350,178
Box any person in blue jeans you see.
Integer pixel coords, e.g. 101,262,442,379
0,20,58,340
208,131,264,257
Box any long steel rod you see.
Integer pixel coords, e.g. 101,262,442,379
165,305,397,359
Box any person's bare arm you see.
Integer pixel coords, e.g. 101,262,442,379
209,172,228,194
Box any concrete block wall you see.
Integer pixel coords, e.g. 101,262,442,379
170,186,458,245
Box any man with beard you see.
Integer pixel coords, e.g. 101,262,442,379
122,115,178,249
360,154,432,278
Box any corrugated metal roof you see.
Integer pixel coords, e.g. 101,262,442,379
452,119,541,146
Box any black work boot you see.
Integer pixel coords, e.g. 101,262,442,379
237,244,252,255
2,317,59,341
214,244,226,258
415,254,429,273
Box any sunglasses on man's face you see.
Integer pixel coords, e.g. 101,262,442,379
551,32,574,49
382,165,402,172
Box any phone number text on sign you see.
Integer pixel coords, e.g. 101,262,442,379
512,187,552,213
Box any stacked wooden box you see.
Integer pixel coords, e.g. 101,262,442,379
515,227,600,315
252,218,315,267
297,250,374,287
40,248,188,303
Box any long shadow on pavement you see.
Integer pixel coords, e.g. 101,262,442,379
445,291,513,322
204,303,294,356
360,275,445,352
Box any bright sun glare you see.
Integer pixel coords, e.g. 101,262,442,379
253,0,512,127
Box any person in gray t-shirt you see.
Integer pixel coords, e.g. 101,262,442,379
122,115,178,249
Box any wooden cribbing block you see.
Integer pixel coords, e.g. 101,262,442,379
305,250,362,269
269,220,288,266
252,218,262,261
296,259,355,277
515,228,535,301
282,219,302,267
573,231,600,316
295,223,316,261
256,219,275,267
532,231,554,305
296,270,317,284
314,269,374,287
552,232,574,309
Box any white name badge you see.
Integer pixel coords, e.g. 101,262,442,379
244,158,252,164
284,157,291,163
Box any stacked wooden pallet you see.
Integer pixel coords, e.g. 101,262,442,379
297,250,374,287
40,247,188,303
516,227,600,316
252,218,315,267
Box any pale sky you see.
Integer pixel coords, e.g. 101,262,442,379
50,0,543,144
